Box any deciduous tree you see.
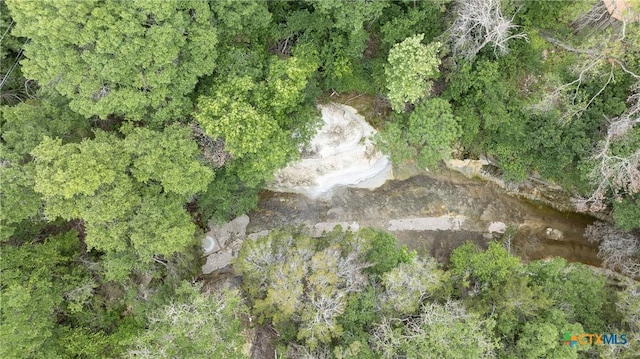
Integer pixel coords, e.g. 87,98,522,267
385,34,441,113
372,301,497,359
376,97,460,169
235,227,374,349
126,282,248,359
380,257,445,315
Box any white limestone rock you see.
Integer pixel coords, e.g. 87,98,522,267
270,103,392,197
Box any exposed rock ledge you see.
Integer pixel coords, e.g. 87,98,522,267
268,103,392,198
203,215,468,275
445,159,589,214
201,215,249,275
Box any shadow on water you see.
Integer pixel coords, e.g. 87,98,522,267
249,168,601,267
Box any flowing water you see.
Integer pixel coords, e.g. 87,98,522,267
249,167,600,266
242,102,601,266
207,101,605,359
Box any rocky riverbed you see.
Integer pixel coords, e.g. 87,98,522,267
201,104,600,274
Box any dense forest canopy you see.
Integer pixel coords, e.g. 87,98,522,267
1,0,639,358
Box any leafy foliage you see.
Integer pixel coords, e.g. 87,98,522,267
377,97,460,169
126,282,248,359
0,231,123,358
30,125,213,279
6,0,218,123
235,227,371,349
380,257,446,315
379,1,448,48
2,1,639,357
268,0,388,93
192,49,319,222
449,241,521,293
1,96,89,240
362,227,414,276
385,34,441,113
613,194,640,231
527,258,609,332
372,301,497,359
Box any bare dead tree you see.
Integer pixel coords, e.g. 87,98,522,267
555,7,640,213
537,9,640,213
585,221,640,278
575,81,640,212
285,343,332,359
572,0,614,34
447,0,528,60
534,7,639,121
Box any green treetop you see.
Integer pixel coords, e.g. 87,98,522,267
6,0,218,123
30,125,213,280
386,34,441,113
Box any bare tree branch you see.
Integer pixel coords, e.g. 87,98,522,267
575,80,640,212
447,0,528,60
536,14,639,122
585,222,640,278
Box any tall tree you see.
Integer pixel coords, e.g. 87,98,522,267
0,231,107,358
385,34,441,113
372,301,497,359
235,227,374,349
1,95,89,241
126,282,248,359
30,125,213,280
6,0,218,123
193,50,319,221
380,257,445,315
268,0,387,93
376,97,460,169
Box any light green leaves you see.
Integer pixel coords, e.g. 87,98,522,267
193,52,318,193
30,125,213,279
128,192,197,259
32,134,129,201
235,228,371,349
386,34,441,113
126,282,248,359
266,53,319,116
380,257,445,315
125,124,214,195
0,160,41,240
372,301,497,359
195,89,278,158
0,231,90,358
7,0,218,123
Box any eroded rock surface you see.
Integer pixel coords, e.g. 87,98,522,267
249,170,600,265
202,214,250,274
269,103,392,197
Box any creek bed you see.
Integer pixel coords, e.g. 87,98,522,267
248,169,601,266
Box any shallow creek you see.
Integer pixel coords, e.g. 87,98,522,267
238,102,601,266
248,168,600,265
